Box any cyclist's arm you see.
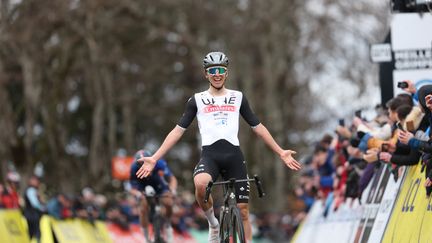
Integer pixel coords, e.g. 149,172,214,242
239,94,280,151
252,124,284,155
159,160,178,194
252,124,301,170
168,175,178,195
239,93,300,169
129,164,143,198
239,93,260,127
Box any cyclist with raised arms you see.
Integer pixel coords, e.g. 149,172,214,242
136,51,301,243
129,149,177,242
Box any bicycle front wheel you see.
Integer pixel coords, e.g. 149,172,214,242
230,207,246,243
219,206,230,243
152,214,166,243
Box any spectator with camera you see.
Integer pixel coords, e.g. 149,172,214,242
378,105,422,167
360,96,410,153
397,80,420,103
399,85,432,150
399,85,432,195
355,95,422,185
353,98,402,190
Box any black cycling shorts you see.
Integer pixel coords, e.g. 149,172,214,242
193,139,250,203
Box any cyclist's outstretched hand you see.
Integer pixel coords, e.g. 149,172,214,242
280,150,301,170
136,156,156,178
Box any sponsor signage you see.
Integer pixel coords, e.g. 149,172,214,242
391,13,432,96
370,44,392,63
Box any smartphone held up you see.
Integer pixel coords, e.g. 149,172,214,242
397,81,409,89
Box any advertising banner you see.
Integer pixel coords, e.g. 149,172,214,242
50,218,112,243
366,166,405,243
293,164,407,243
352,165,386,243
106,223,198,243
111,156,135,180
391,13,432,97
0,209,30,243
382,163,432,243
293,174,375,243
106,223,146,243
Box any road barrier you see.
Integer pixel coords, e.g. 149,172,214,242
382,163,432,243
292,162,432,243
0,210,198,243
0,209,30,243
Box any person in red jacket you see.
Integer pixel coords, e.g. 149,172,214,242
1,171,20,209
0,183,5,208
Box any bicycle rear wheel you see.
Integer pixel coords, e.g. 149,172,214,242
230,207,246,243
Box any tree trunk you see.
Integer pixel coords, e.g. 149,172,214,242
89,87,105,182
122,99,134,153
104,68,116,155
85,34,106,187
20,52,42,174
0,68,16,180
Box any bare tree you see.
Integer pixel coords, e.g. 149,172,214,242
0,0,389,205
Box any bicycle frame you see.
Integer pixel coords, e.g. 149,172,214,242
146,195,164,243
204,175,265,243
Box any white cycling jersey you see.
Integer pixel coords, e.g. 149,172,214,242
178,89,260,146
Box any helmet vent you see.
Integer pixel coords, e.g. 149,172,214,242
203,51,228,68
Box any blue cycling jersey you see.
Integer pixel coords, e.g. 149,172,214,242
129,159,172,195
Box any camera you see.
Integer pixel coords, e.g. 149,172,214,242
397,81,409,89
338,118,345,127
354,110,362,119
381,143,389,152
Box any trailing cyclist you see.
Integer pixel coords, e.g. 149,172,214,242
136,51,301,243
129,150,178,242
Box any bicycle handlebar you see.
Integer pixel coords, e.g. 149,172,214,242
204,180,213,204
204,175,265,203
254,175,265,198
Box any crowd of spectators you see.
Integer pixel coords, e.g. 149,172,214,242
293,80,432,234
0,173,209,240
7,80,432,242
0,171,285,241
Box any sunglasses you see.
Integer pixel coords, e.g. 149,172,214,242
206,67,227,75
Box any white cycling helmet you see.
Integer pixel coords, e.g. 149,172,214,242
203,51,229,68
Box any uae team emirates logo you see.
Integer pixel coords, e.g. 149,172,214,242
204,105,236,113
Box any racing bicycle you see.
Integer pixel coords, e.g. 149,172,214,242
204,175,265,243
139,186,170,243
